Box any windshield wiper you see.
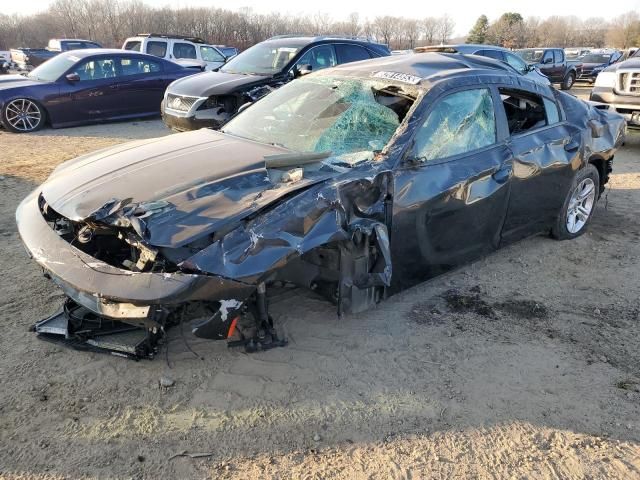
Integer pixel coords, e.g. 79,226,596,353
264,151,332,168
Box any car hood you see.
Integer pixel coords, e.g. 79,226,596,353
40,129,332,248
167,70,271,97
0,74,43,91
604,57,640,72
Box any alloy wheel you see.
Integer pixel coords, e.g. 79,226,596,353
566,178,596,233
5,99,42,132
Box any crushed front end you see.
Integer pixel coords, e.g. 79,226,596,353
17,191,261,359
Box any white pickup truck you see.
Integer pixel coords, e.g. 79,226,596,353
122,34,232,71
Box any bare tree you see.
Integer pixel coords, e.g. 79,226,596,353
373,16,399,46
422,17,439,45
436,15,455,44
402,19,422,49
606,12,640,48
0,3,628,55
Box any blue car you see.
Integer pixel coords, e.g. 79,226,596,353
0,49,196,133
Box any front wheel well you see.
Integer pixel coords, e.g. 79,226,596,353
587,156,611,195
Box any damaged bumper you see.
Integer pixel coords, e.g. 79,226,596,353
16,191,255,355
161,98,227,131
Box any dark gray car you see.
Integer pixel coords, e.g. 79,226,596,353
161,35,391,131
416,44,550,86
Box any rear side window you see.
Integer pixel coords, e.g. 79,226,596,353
335,44,371,64
500,88,551,135
119,57,162,75
173,42,197,59
477,49,505,61
543,98,560,124
554,50,564,63
504,52,528,74
414,88,496,162
146,41,167,58
124,41,141,52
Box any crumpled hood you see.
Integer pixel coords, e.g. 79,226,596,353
167,70,270,97
41,129,330,248
0,74,43,91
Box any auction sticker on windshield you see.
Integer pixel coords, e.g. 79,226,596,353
372,71,422,84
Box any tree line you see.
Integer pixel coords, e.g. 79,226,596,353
0,1,638,51
467,12,640,49
0,0,456,50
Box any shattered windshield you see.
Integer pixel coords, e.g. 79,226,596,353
516,49,544,63
222,76,414,167
220,42,301,75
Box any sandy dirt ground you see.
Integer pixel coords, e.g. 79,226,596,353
1,87,639,479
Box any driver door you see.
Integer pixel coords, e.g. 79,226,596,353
390,86,513,290
62,56,121,122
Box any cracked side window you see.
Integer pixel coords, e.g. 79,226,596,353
414,88,496,162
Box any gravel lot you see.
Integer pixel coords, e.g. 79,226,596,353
1,87,639,479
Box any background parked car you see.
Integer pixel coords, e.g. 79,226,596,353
10,38,102,71
591,48,640,126
161,35,391,131
576,50,622,83
0,51,10,74
415,44,550,85
215,45,238,58
122,34,232,71
0,49,197,133
516,48,578,89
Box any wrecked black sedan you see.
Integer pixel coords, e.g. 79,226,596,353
17,53,625,358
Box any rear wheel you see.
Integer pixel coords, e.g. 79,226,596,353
551,164,599,240
2,98,45,133
561,72,575,90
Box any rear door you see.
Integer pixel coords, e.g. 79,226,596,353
391,86,513,288
114,56,167,115
172,42,198,61
145,40,168,59
335,44,371,65
498,87,579,242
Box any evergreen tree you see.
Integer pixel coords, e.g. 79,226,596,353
467,15,489,44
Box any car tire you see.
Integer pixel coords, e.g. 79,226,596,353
2,98,46,133
561,72,576,90
551,164,599,240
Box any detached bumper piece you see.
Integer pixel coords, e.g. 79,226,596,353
33,299,161,360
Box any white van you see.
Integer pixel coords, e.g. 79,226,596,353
122,34,230,71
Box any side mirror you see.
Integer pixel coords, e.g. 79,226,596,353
65,72,80,82
543,57,553,65
237,102,253,114
293,64,313,78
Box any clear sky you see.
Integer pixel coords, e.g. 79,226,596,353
2,0,640,35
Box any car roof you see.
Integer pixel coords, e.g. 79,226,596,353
52,39,99,43
60,49,174,62
315,52,521,86
416,44,510,53
262,36,384,48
